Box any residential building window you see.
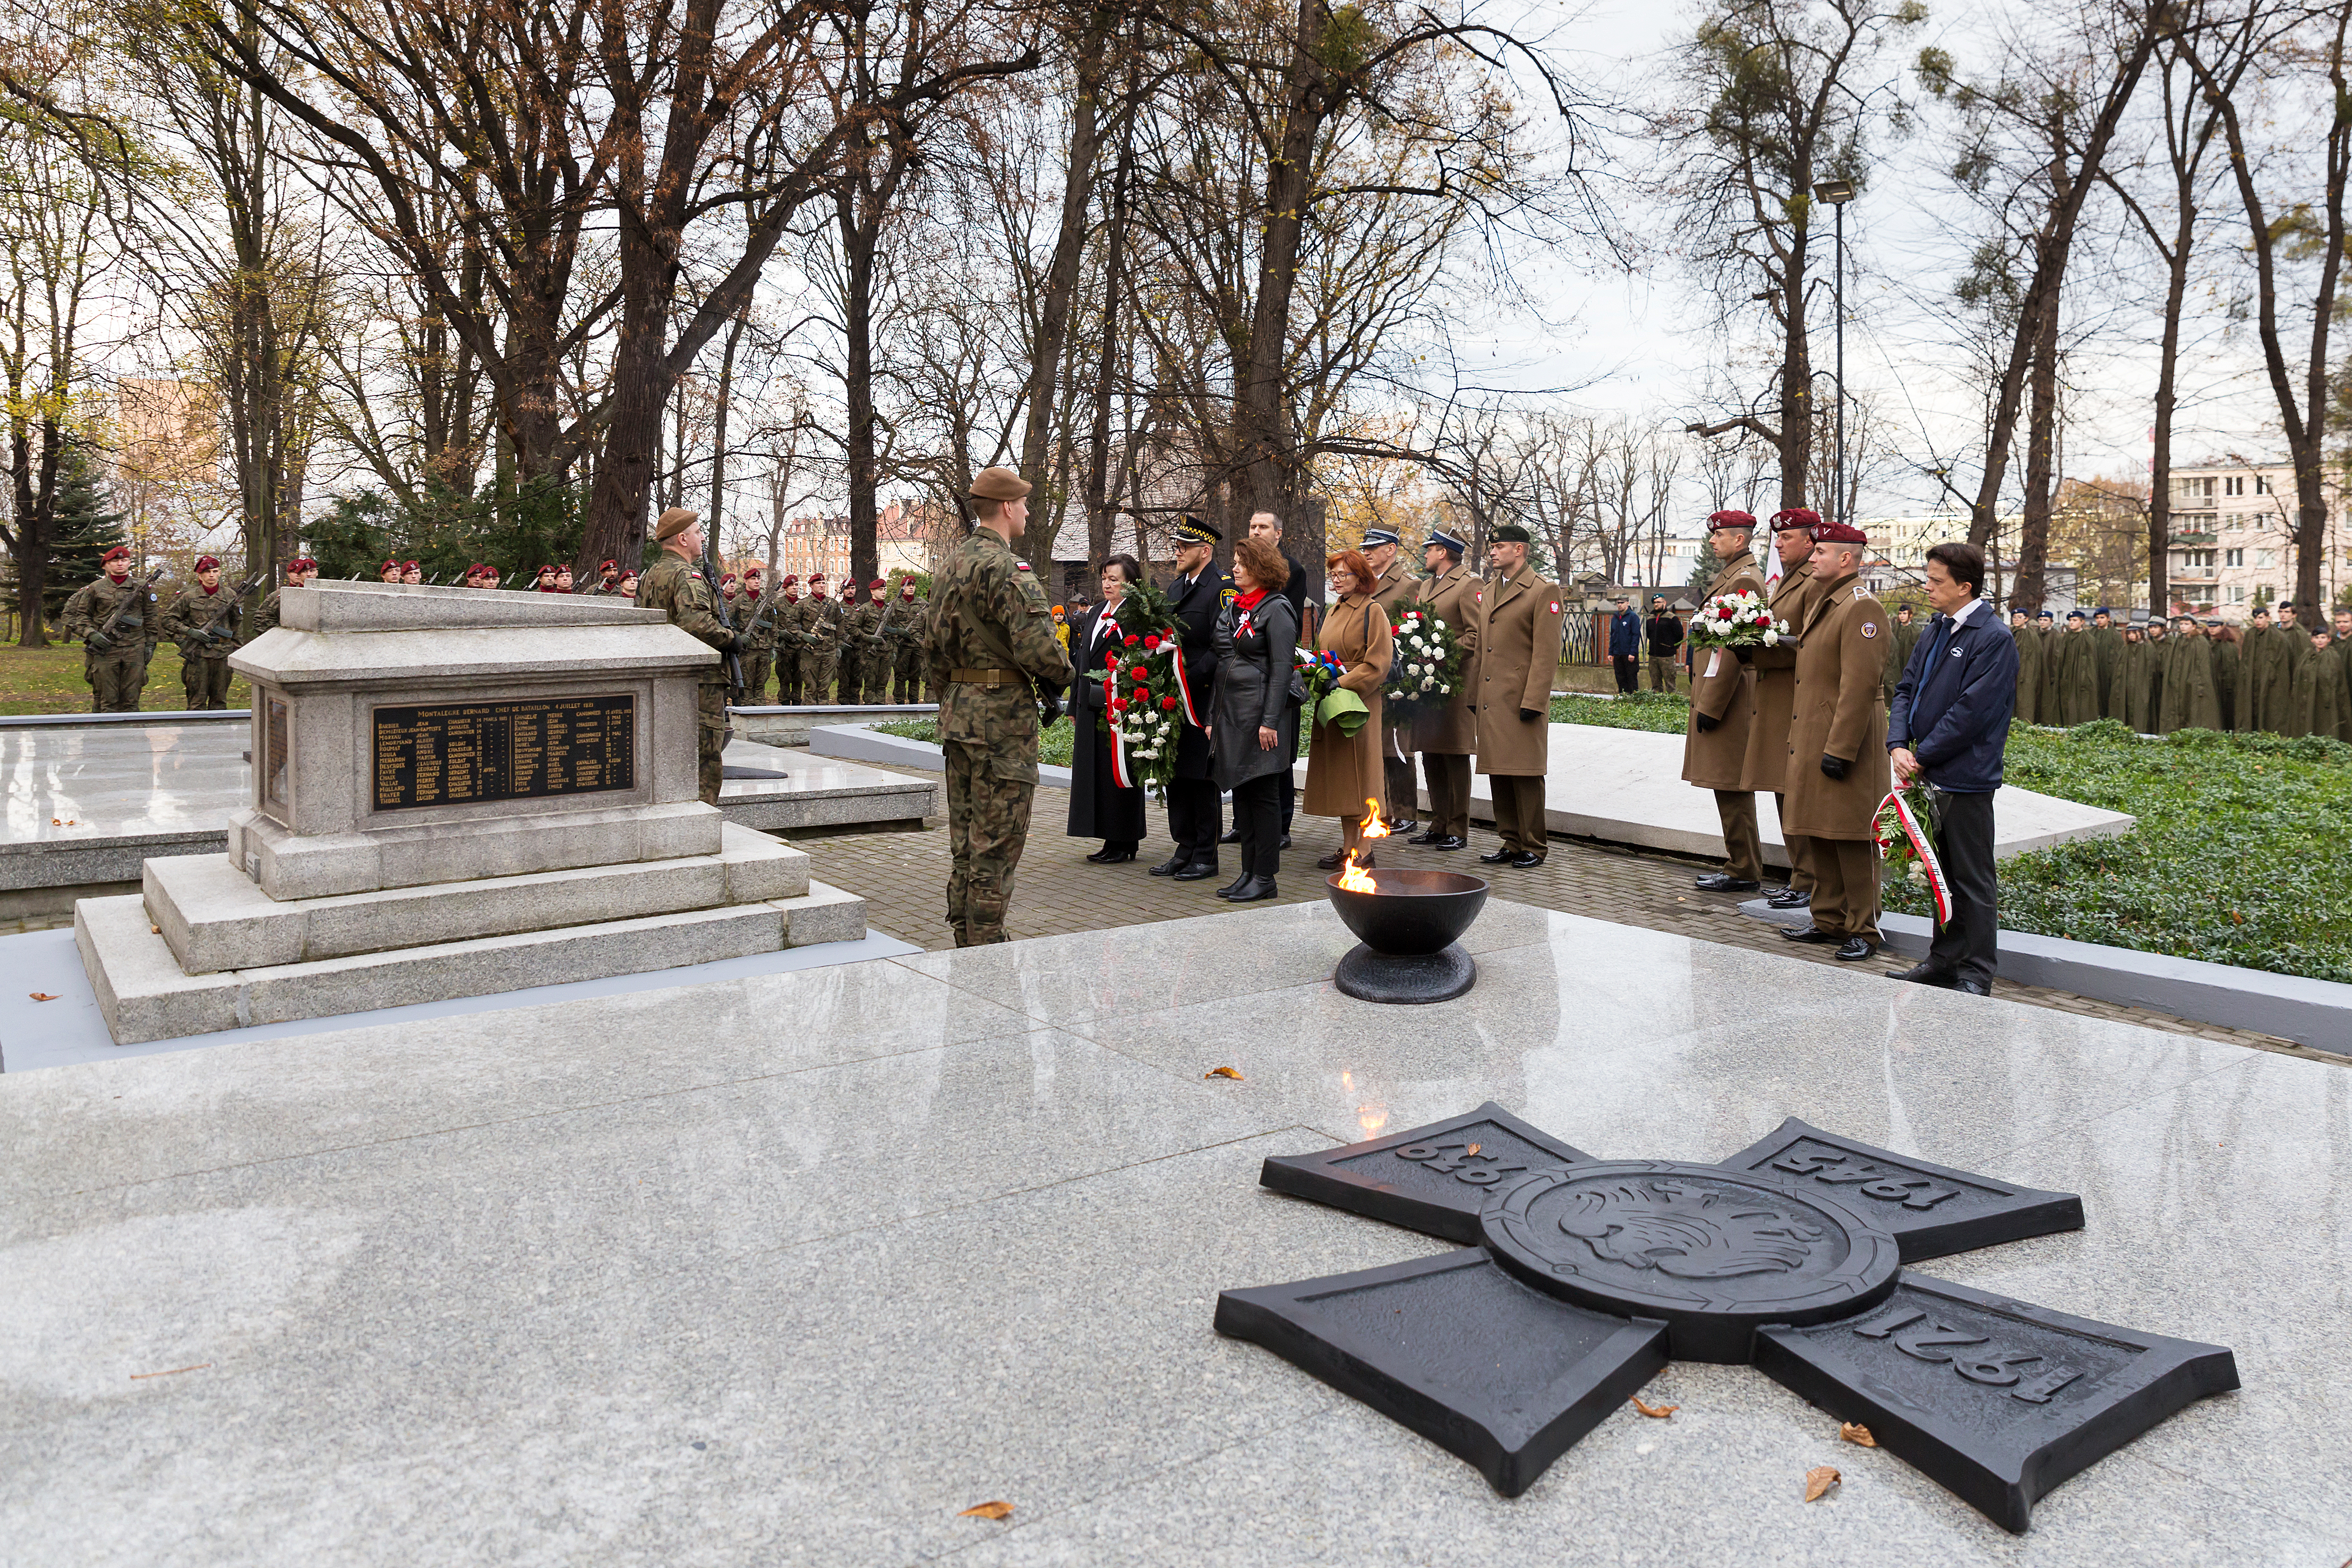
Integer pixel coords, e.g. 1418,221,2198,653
2255,474,2271,494
2231,585,2248,604
2257,549,2277,567
2225,476,2245,496
2226,549,2244,567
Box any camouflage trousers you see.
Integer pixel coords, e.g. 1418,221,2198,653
892,650,924,705
85,647,149,713
180,651,232,710
697,679,730,806
740,652,774,707
941,687,1039,945
805,648,839,704
774,646,802,704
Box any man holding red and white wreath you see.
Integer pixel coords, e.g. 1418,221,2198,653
1154,515,1234,882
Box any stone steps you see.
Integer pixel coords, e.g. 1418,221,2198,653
76,878,866,1046
148,822,809,974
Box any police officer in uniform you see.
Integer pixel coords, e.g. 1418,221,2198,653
61,545,157,712
1686,510,1768,892
159,554,243,709
1408,528,1479,850
636,507,741,804
1362,526,1421,833
923,467,1072,946
1154,515,1233,880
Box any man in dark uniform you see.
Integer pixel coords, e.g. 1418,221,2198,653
923,467,1073,946
1606,593,1642,693
1409,527,1480,850
1154,515,1233,881
637,507,741,805
1363,526,1421,833
61,545,157,712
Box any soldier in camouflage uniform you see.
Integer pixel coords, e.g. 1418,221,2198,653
636,507,741,804
840,579,882,705
773,575,805,702
800,572,844,703
249,556,318,637
734,564,777,704
890,576,927,702
925,467,1073,946
158,554,243,709
61,545,158,712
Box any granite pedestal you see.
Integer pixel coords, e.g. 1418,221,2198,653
3,900,2339,1563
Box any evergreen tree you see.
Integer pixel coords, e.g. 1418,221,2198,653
44,442,129,623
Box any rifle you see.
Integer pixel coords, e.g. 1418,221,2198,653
697,552,746,693
90,567,166,649
184,568,273,649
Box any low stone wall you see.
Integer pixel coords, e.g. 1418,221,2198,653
730,704,937,749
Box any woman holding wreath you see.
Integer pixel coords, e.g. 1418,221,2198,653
1306,548,1395,871
1209,537,1299,901
1066,555,1148,862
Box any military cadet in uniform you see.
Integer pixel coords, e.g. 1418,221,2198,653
637,507,740,804
250,556,318,636
400,560,423,585
775,575,805,702
2091,607,2123,717
801,572,843,702
1777,520,1892,962
1686,510,1768,892
838,578,880,704
890,576,927,703
1408,528,1480,851
2008,609,2043,723
2240,605,2290,732
159,554,242,709
1880,603,1920,712
1361,526,1422,833
1472,524,1565,868
862,578,898,703
923,466,1072,946
2050,610,2099,725
1744,509,1826,909
737,564,776,706
595,559,622,595
62,545,157,712
1155,515,1234,881
2157,613,2220,733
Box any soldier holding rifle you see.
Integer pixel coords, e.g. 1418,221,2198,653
637,507,743,805
62,546,161,712
160,555,265,709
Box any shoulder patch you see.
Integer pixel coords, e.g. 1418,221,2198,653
1861,621,1878,638
1222,587,1237,602
1015,561,1032,571
1853,585,1867,601
1549,601,1560,613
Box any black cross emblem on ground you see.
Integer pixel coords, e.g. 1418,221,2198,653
1215,1104,2238,1531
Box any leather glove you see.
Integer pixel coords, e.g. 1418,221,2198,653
1733,646,1755,664
1038,686,1066,726
1820,752,1850,781
1694,710,1720,733
1519,707,1542,723
85,632,113,654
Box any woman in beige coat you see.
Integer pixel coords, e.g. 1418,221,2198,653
1306,549,1396,870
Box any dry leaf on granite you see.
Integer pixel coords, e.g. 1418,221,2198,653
1464,1143,1481,1156
1205,1066,1244,1080
1803,1466,1841,1502
28,993,57,1002
1630,1396,1678,1418
1839,1422,1876,1447
958,1501,1014,1521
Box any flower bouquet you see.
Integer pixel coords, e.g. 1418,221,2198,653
1381,606,1463,724
1873,781,1949,927
1092,577,1199,793
1295,647,1369,736
1687,589,1789,648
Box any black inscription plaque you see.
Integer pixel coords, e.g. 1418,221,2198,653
1220,1105,2237,1531
371,695,636,812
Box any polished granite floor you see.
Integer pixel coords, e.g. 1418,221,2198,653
1,899,2341,1565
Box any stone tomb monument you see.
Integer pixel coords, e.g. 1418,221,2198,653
76,580,863,1043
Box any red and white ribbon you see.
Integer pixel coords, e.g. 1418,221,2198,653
1169,642,1202,728
1107,664,1133,789
1878,790,1951,928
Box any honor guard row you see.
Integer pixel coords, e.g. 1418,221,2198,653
63,549,322,713
2008,598,2350,741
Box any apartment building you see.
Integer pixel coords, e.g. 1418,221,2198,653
2163,460,2350,620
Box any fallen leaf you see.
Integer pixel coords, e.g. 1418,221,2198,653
50,818,60,826
151,926,161,935
958,1501,1014,1521
1464,1143,1481,1157
1630,1395,1678,1419
1839,1422,1876,1447
129,1363,210,1380
1205,1066,1243,1080
1803,1465,1841,1502
28,993,57,1002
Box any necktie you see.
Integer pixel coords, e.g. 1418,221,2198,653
1922,617,1953,674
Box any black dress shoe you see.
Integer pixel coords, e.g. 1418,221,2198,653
1407,830,1442,845
1478,848,1516,864
1279,834,1291,850
1148,854,1187,877
1216,872,1252,898
1885,962,1957,988
1316,850,1345,870
1692,872,1759,892
1953,978,1991,996
1227,875,1279,902
1390,818,1421,835
1510,852,1544,869
1766,886,1812,909
1093,849,1136,864
1174,861,1219,881
1085,845,1118,863
1833,937,1878,962
1218,827,1241,844
1778,924,1838,944
1431,835,1466,851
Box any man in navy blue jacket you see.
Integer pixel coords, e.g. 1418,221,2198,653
1885,541,2018,996
1607,595,1643,693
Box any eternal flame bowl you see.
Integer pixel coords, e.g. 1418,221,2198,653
1323,867,1490,1004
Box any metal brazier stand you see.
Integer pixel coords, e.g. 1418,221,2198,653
1323,868,1489,1004
1215,1103,2238,1532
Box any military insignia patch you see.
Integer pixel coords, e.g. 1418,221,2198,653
1015,562,1032,572
1862,621,1878,638
1549,601,1560,613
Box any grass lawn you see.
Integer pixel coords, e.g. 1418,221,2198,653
0,642,253,714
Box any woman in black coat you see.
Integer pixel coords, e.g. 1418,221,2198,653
1209,537,1299,901
1066,555,1148,861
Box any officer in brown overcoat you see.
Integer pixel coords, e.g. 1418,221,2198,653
1473,524,1566,868
1363,527,1422,833
1743,508,1828,910
1684,510,1768,891
1408,527,1481,851
1778,519,1893,962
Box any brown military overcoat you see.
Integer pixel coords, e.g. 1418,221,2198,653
1781,573,1893,841
1411,560,1483,755
1739,562,1824,793
1302,593,1395,817
1680,550,1764,790
1473,565,1565,776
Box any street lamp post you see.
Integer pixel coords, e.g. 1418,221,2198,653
1812,179,1857,527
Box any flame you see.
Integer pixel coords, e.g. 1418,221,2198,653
1358,1104,1389,1137
1361,798,1391,839
1336,851,1376,893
